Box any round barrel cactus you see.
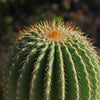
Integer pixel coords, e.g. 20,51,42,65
3,20,100,100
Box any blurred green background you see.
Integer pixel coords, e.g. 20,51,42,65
0,0,100,99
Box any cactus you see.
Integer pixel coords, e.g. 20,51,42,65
3,20,100,100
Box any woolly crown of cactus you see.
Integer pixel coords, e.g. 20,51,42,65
3,20,100,100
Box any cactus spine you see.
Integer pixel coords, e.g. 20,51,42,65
3,20,100,100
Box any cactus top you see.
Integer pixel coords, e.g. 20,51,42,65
19,20,89,43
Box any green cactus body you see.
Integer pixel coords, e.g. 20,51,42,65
3,20,100,100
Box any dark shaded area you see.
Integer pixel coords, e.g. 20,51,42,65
0,0,100,100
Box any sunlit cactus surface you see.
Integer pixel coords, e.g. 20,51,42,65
3,20,100,100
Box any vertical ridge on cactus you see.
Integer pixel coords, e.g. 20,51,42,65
72,41,97,99
43,43,55,100
3,20,100,100
67,42,91,99
61,42,80,100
